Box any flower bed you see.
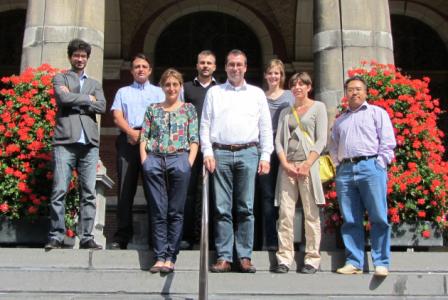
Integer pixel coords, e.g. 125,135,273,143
0,64,79,238
324,61,448,239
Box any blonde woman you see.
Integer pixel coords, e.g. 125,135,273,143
273,72,327,274
140,68,199,273
259,59,294,250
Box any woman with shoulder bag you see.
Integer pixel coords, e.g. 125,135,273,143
273,72,328,274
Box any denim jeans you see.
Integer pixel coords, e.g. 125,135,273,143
213,146,259,262
257,152,279,250
48,144,99,243
336,158,390,269
142,152,191,263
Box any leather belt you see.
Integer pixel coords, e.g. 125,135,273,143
212,142,258,152
341,155,378,164
120,127,142,136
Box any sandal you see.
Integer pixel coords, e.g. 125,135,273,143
149,261,165,273
160,261,175,274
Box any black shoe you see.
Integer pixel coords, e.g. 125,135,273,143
272,264,289,273
44,239,62,250
110,241,127,250
80,239,103,250
179,240,192,250
301,264,317,274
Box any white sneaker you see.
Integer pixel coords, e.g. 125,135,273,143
374,266,389,277
336,264,362,274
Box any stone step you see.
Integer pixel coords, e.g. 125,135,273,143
0,268,447,298
2,249,448,272
1,249,447,298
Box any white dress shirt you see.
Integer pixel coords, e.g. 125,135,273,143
200,80,273,161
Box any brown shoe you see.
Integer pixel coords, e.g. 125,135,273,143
239,258,256,273
210,260,231,273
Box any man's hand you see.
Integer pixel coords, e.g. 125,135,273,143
60,86,69,93
204,156,216,173
127,129,141,145
89,95,97,102
258,160,270,175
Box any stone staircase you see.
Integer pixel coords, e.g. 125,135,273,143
0,248,447,299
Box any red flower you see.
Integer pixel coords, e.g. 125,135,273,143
27,206,38,214
0,202,9,213
391,214,400,224
5,144,20,154
421,230,431,238
417,198,425,205
417,211,426,218
66,229,75,238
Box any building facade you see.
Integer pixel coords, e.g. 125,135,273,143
1,0,447,247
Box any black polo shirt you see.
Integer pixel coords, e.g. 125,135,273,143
183,77,218,121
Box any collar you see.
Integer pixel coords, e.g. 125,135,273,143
193,77,217,88
224,80,247,91
346,101,369,113
131,81,150,90
70,69,88,80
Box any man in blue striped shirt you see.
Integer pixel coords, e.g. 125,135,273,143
110,53,164,250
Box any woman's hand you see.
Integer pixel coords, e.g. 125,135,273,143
188,156,195,167
282,162,299,177
297,161,311,177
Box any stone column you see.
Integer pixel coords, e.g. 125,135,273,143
20,0,105,81
313,0,394,124
20,0,112,248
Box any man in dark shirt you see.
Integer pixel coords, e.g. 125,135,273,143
181,50,218,249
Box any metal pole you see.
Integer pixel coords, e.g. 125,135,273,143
198,166,209,300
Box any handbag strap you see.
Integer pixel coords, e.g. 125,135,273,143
291,106,314,146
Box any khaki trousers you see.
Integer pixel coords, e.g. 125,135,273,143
276,167,321,269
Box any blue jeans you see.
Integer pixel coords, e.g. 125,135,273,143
142,152,191,263
336,158,390,269
213,146,259,262
48,144,99,243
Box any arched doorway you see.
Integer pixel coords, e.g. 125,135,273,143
391,14,448,156
0,9,26,77
154,11,263,85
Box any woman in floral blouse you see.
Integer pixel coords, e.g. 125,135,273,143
140,68,199,274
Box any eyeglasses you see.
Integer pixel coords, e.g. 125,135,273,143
346,87,364,93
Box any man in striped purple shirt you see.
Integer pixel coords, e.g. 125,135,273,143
329,75,396,277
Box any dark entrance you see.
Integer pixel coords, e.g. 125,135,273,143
154,11,262,85
0,9,26,78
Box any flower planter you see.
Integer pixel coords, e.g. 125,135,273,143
0,216,75,247
363,222,444,248
0,216,49,246
389,222,443,247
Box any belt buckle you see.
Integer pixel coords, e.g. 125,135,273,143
230,144,238,151
349,157,356,163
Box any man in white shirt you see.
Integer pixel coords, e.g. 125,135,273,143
200,49,273,273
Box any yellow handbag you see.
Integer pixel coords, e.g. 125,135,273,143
291,107,335,183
